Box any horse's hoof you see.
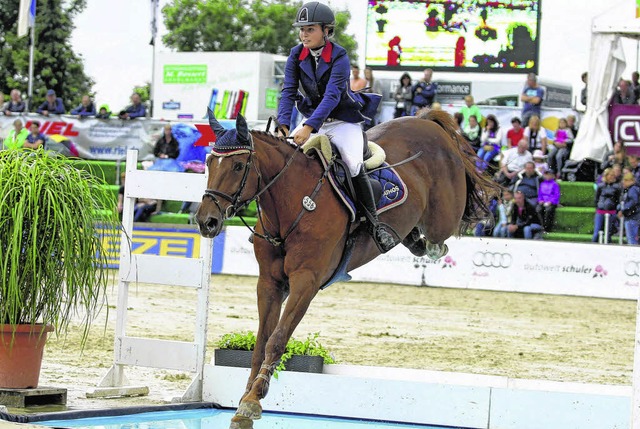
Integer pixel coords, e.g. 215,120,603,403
236,400,263,420
425,242,448,260
229,415,254,429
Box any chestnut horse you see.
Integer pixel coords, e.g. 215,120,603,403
195,109,498,429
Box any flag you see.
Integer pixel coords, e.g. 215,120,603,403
17,0,36,38
150,0,159,45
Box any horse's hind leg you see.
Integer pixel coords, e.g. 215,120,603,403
402,226,449,260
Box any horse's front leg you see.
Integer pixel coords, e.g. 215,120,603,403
233,268,319,425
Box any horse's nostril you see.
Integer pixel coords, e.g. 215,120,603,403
206,217,218,231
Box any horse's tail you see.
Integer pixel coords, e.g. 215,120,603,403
416,109,501,234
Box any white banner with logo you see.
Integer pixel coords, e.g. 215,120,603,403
220,226,640,300
0,114,165,160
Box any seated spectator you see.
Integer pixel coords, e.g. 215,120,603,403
602,140,626,170
37,89,65,115
453,112,463,131
593,168,622,243
536,169,560,232
3,119,29,150
547,118,575,179
610,78,636,105
506,117,524,148
507,190,542,239
96,104,112,119
628,155,640,183
3,89,26,115
476,114,503,172
393,72,412,118
496,138,532,186
532,149,548,175
493,189,513,238
513,161,542,206
134,198,160,222
462,114,481,151
71,95,96,117
459,95,482,129
119,93,146,119
619,172,640,245
473,196,498,237
566,114,579,138
25,121,46,149
523,115,548,154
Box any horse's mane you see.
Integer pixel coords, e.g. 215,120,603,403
418,109,501,234
250,130,289,146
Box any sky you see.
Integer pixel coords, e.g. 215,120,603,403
71,0,638,113
70,0,361,112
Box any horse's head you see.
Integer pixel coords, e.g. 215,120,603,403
195,109,258,238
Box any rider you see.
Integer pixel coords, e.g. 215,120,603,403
277,1,395,253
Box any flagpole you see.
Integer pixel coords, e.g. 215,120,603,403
27,17,35,110
150,40,156,118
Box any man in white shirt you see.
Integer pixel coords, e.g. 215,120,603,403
499,138,533,186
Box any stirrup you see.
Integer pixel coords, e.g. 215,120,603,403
373,224,396,253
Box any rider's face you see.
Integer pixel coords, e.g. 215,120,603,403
299,24,325,49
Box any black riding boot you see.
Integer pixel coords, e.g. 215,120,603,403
352,168,396,253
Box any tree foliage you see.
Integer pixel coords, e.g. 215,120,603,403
162,0,358,60
0,0,94,111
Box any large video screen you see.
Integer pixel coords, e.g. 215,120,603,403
365,0,540,73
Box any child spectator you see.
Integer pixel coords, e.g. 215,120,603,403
548,118,574,179
532,149,548,175
25,121,46,149
593,168,622,243
506,117,524,147
536,169,560,232
619,172,640,245
476,114,503,171
96,104,112,119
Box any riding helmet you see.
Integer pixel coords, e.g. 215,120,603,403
293,2,335,35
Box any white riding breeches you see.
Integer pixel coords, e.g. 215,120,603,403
293,119,364,177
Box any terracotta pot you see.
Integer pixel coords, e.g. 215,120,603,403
0,324,53,389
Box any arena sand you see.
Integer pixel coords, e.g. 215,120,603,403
36,273,635,411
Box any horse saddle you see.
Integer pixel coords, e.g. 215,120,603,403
302,134,408,222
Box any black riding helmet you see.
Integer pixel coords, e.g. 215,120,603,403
293,2,335,37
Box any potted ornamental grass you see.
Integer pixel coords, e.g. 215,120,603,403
0,149,118,388
214,331,335,375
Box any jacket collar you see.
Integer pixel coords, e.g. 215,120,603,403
298,41,333,63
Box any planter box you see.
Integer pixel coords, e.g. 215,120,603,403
214,349,324,373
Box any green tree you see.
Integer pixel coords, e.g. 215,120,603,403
132,82,151,103
0,0,94,111
162,0,357,60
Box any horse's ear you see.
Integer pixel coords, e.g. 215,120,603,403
207,107,226,137
236,113,250,144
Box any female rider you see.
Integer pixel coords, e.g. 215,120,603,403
277,1,395,253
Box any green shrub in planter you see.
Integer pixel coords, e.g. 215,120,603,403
0,149,118,340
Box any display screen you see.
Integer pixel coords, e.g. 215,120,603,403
365,0,540,73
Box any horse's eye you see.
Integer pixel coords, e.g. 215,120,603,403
233,161,244,171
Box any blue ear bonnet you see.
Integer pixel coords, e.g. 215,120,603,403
213,129,249,152
207,108,253,156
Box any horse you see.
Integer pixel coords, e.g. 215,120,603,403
195,109,499,429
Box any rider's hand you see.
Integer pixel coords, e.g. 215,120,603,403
278,125,289,138
293,125,313,146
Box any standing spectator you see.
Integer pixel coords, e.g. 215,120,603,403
3,89,26,115
393,73,412,118
628,155,640,183
547,117,574,179
520,73,544,127
37,89,65,115
566,114,579,137
513,161,542,206
507,190,542,239
363,67,383,128
25,121,46,149
459,95,482,128
523,115,548,154
410,68,437,115
506,117,524,148
119,93,146,119
602,140,626,170
497,138,532,186
633,71,640,101
619,172,640,245
154,124,180,159
350,64,367,91
580,72,588,107
593,168,622,243
476,114,503,172
4,119,30,149
71,95,96,117
462,114,481,151
532,149,548,175
536,169,560,232
610,78,636,105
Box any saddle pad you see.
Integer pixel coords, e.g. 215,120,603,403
308,147,408,223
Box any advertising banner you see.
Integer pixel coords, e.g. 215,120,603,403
609,104,640,157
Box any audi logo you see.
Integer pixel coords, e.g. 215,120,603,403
472,251,512,268
625,261,640,277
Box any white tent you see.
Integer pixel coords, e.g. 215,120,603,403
571,12,640,162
